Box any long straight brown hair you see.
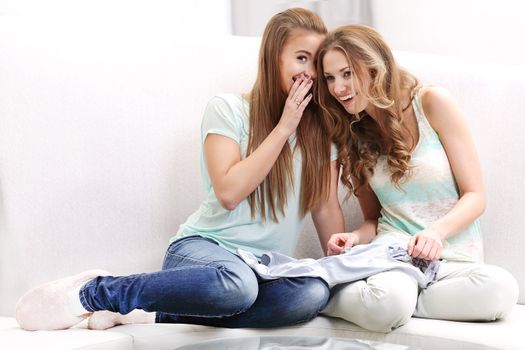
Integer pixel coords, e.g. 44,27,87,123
248,8,331,222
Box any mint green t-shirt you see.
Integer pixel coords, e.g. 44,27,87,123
173,94,336,259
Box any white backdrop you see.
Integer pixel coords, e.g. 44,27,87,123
372,0,525,66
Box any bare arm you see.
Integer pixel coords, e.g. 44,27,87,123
352,183,382,244
205,77,313,210
311,160,345,254
408,86,485,260
327,179,381,256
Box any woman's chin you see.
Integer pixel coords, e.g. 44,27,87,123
342,105,355,114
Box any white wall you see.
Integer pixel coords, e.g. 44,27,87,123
3,0,523,67
372,0,525,66
0,0,233,317
231,0,525,67
0,0,232,37
232,0,319,36
231,0,373,36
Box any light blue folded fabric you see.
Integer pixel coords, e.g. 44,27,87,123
238,238,441,288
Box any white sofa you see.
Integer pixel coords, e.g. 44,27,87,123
1,19,524,350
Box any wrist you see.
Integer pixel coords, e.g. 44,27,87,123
349,231,360,245
274,123,294,139
427,226,447,241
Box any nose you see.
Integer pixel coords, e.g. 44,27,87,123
334,78,345,95
305,63,317,80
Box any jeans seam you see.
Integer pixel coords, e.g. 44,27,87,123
156,295,254,319
164,305,251,318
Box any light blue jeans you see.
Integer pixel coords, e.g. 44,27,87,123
80,236,329,328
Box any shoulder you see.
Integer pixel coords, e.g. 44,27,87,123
207,94,244,111
420,86,456,116
204,94,247,121
202,94,249,137
419,86,464,134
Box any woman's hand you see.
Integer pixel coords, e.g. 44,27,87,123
327,232,359,256
277,74,313,136
408,228,444,261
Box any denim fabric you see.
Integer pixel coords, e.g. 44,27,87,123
80,236,329,328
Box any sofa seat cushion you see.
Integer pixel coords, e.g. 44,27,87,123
110,305,524,350
1,305,522,349
0,317,133,350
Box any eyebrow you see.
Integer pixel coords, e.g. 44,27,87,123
324,67,350,75
295,50,312,56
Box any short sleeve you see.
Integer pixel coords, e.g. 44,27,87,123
201,96,242,144
330,143,339,162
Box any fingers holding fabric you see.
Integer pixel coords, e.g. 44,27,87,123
408,229,443,261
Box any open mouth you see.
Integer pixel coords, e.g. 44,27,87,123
339,93,355,105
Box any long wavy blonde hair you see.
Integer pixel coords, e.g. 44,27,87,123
316,24,419,197
248,8,331,221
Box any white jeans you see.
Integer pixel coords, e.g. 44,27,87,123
322,262,519,332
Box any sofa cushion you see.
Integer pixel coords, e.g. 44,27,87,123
0,317,133,350
107,305,525,350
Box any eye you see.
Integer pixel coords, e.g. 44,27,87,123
324,75,334,82
297,55,308,62
343,70,352,78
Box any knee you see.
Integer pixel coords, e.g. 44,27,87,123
473,265,519,319
300,278,330,316
362,278,416,332
212,263,259,315
282,278,330,323
325,272,417,333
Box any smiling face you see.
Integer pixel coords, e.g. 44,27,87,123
322,48,371,115
279,29,325,94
